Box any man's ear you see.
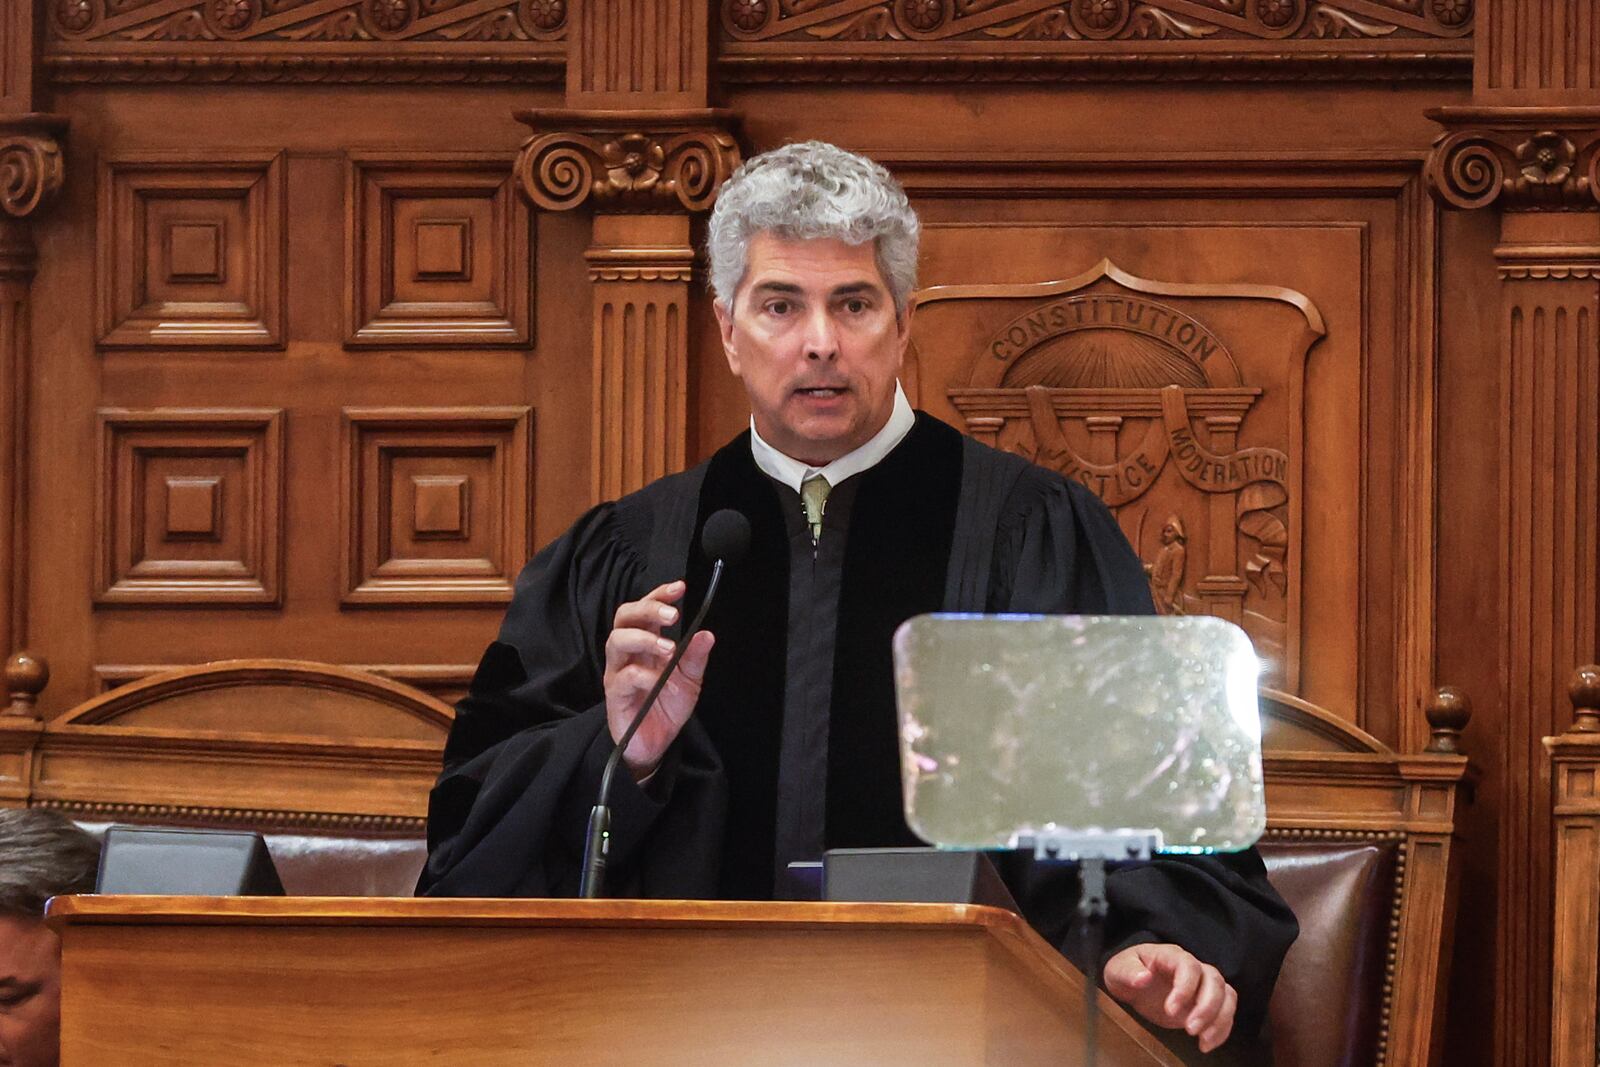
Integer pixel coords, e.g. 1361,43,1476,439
714,298,741,376
893,300,915,364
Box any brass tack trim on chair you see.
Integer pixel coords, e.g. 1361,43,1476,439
37,799,426,835
1262,825,1408,1066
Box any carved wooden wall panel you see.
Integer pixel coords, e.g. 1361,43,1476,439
97,152,286,347
20,84,578,722
917,258,1320,691
698,154,1436,752
340,406,533,605
346,153,530,347
12,0,1587,1059
94,408,285,606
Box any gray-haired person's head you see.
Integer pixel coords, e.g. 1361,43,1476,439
0,809,98,918
707,141,920,316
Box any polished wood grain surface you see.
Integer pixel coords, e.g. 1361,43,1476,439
0,0,1590,1060
50,897,1180,1067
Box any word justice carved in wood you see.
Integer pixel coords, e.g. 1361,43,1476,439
47,0,567,44
923,260,1324,689
721,0,1471,43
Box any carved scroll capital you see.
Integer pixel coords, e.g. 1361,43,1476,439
513,109,742,214
0,116,70,221
1425,107,1600,212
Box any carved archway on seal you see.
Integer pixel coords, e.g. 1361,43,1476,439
912,259,1326,690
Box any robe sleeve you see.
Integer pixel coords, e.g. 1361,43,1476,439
417,503,726,899
993,474,1299,1060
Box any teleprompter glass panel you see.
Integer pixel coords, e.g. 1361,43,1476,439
892,614,1266,854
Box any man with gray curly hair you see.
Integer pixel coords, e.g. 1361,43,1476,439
423,141,1294,1061
0,808,99,1067
706,141,921,317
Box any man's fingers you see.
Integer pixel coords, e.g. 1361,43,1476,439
642,579,687,604
1101,955,1147,998
604,628,675,672
1162,955,1201,1019
608,662,663,698
613,597,679,633
1106,945,1235,1049
1197,984,1238,1053
677,631,716,683
1185,966,1226,1035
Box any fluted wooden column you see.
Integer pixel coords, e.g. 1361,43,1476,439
0,116,64,721
1428,51,1600,1061
514,0,741,502
515,114,738,500
583,214,693,500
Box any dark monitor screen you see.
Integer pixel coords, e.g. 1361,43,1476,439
96,826,285,896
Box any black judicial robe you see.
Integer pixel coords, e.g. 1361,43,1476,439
420,413,1297,1059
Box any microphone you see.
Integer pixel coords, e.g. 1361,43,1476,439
580,509,751,898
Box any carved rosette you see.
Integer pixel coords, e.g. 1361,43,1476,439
514,110,742,214
1426,110,1600,212
0,124,68,221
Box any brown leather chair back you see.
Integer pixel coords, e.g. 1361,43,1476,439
1258,688,1472,1067
264,832,428,896
1260,839,1400,1067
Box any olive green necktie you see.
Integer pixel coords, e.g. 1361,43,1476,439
801,475,831,544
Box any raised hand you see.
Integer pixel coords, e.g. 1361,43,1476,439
602,579,715,780
1102,942,1238,1054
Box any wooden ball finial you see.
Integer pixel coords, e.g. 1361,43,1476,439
1425,685,1472,754
3,652,49,719
1569,665,1600,732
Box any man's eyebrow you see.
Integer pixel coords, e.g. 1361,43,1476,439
747,281,804,295
830,282,884,297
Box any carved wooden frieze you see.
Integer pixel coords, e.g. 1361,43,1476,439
917,259,1324,688
48,0,566,43
722,0,1471,42
718,0,1471,82
44,0,565,82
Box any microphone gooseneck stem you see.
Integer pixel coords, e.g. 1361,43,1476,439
1079,857,1108,1067
579,805,610,900
579,559,727,899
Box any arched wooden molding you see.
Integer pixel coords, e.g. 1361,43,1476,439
1260,687,1389,755
10,660,453,829
53,659,452,739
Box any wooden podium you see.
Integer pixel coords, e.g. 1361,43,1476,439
48,897,1183,1066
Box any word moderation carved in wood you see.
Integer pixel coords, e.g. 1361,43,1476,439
921,259,1324,692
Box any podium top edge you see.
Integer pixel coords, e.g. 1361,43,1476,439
46,895,1028,932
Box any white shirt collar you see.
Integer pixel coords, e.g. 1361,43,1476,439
749,383,915,493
